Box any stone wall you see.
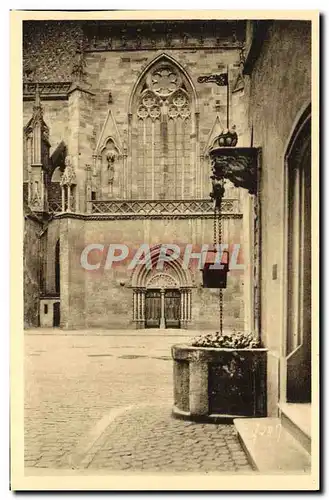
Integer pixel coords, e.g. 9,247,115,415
24,215,41,327
23,20,249,332
56,216,244,330
23,20,249,207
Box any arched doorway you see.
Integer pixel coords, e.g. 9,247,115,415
144,273,181,329
284,106,311,403
130,245,193,329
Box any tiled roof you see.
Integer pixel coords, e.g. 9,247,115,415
23,21,84,82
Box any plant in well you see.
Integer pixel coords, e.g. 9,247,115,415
191,330,260,349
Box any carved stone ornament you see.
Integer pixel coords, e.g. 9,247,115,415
71,42,87,83
31,180,41,207
106,151,116,185
90,199,240,216
149,65,181,97
60,156,77,186
209,145,259,195
146,273,179,288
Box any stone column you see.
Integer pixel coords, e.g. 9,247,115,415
67,83,95,213
136,291,140,320
180,289,189,328
127,113,134,198
133,289,145,329
140,289,146,327
242,190,254,332
180,290,185,327
122,145,128,199
132,290,135,322
85,165,92,214
160,289,166,328
67,185,71,212
59,218,69,329
182,290,187,323
186,288,192,322
61,186,65,212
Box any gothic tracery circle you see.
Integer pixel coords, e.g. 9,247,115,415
149,106,161,119
150,65,180,97
168,105,179,118
173,93,187,107
180,106,191,119
143,94,156,108
137,105,148,119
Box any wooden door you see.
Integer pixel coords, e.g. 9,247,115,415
145,290,161,328
53,302,60,327
165,290,181,329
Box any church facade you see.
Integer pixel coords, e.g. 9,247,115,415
21,15,315,463
23,20,254,332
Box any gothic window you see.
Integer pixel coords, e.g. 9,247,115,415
131,58,197,200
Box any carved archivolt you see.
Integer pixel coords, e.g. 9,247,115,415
146,273,179,288
130,243,193,289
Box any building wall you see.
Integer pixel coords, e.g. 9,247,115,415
23,21,249,205
248,20,311,414
40,298,60,327
24,216,41,327
23,21,250,332
56,216,244,330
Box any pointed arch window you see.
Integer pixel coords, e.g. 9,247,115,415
130,58,198,200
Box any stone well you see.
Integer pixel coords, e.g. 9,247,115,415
172,344,267,423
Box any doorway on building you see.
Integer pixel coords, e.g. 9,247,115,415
145,290,161,328
53,302,60,327
164,289,181,329
145,289,181,329
284,108,311,403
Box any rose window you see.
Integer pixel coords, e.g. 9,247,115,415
150,66,179,97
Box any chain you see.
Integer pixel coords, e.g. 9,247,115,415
212,181,224,335
213,204,217,247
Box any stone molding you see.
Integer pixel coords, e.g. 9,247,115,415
83,20,244,52
90,199,240,216
23,82,72,100
53,211,243,221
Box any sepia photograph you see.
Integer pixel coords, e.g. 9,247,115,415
10,9,319,491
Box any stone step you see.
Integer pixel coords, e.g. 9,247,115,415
234,417,311,473
279,403,311,454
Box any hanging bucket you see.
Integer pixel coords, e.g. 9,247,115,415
201,247,229,289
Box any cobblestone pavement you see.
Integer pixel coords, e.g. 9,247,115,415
25,330,252,472
86,404,251,472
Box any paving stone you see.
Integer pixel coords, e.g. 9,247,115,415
25,332,252,473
